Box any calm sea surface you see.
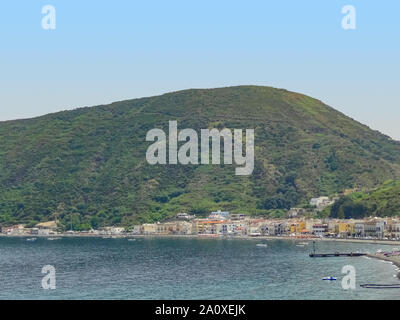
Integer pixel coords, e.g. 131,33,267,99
0,237,399,300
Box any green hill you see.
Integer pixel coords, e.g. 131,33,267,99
1,86,400,229
329,180,400,219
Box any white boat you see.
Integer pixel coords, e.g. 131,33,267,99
26,238,37,241
256,243,268,248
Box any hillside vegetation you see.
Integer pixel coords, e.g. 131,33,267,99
1,86,400,229
329,180,400,219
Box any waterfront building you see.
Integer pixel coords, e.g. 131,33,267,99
3,224,26,235
156,222,175,235
334,222,354,238
354,222,365,237
289,221,306,234
29,228,39,235
194,219,224,234
110,227,125,235
305,219,315,233
274,221,287,235
364,220,385,239
220,222,237,236
176,221,193,235
386,220,400,239
142,223,157,235
261,222,276,236
247,226,261,236
131,225,142,235
36,221,58,235
312,224,328,237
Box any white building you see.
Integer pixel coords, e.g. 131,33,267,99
131,225,142,234
391,223,400,239
312,224,328,237
209,210,230,220
364,220,385,239
354,222,365,237
287,208,306,218
248,226,262,237
176,213,195,220
310,197,334,211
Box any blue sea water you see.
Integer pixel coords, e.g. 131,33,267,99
0,237,399,300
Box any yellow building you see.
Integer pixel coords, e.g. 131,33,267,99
142,223,157,235
194,219,223,234
156,222,178,235
176,221,193,235
289,221,306,234
334,222,354,237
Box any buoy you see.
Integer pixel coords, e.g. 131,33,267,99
322,276,337,281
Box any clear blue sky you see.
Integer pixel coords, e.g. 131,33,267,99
1,0,399,138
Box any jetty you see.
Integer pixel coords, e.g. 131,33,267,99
309,252,366,257
360,284,400,289
308,240,366,258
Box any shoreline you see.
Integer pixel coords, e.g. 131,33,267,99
2,233,400,246
366,253,400,269
365,253,400,280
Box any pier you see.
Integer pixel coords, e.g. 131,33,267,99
360,284,400,289
308,240,366,258
309,252,366,257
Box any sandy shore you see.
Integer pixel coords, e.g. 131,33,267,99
366,253,400,269
365,252,400,280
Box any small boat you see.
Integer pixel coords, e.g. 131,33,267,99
127,238,136,241
256,243,268,248
322,276,337,281
26,238,37,241
299,242,309,245
47,237,60,240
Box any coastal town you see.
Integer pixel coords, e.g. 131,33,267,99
2,196,400,241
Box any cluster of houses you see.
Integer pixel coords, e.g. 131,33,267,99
129,212,400,240
1,221,58,236
2,214,400,240
2,196,400,240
